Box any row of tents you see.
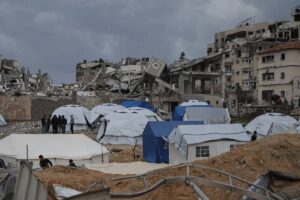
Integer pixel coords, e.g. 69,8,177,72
1,100,300,166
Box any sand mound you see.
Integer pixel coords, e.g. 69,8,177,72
35,134,300,200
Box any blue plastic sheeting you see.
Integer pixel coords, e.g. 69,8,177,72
121,100,155,112
143,121,204,163
172,105,213,121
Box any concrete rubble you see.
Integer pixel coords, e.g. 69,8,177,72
0,55,50,96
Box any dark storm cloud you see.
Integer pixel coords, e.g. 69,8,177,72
0,0,298,83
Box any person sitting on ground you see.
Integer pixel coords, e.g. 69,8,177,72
251,131,257,141
68,159,77,167
39,155,53,169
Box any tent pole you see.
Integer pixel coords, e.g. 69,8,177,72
26,145,28,162
101,145,104,163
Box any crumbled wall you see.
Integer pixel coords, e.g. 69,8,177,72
31,97,75,121
0,96,31,121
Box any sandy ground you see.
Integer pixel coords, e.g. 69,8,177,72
35,134,300,200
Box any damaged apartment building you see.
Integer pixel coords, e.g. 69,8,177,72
170,5,300,108
0,55,50,95
76,57,180,99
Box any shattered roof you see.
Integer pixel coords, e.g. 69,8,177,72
259,41,300,54
78,62,100,69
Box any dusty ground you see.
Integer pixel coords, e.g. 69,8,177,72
35,134,300,200
0,121,41,135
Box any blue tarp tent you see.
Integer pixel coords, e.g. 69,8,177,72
172,105,213,121
121,100,155,112
143,121,204,163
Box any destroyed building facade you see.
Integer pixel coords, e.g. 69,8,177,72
0,55,50,95
74,6,300,109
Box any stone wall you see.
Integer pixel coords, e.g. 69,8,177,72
31,97,75,121
0,96,31,121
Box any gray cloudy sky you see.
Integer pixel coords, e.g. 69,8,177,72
0,0,299,83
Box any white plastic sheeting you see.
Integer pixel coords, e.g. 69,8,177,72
245,113,297,136
52,104,90,131
0,134,109,167
183,107,231,124
97,108,162,145
179,100,209,106
0,114,7,126
168,124,250,157
287,120,300,134
90,103,125,124
54,184,81,200
85,161,169,175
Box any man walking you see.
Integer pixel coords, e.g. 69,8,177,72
46,115,51,133
51,115,58,133
41,115,46,133
70,115,74,133
61,115,67,133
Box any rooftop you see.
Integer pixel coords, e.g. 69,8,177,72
260,41,300,54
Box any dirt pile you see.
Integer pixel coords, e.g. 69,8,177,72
35,134,300,200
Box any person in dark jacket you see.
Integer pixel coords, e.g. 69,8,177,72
41,115,46,133
61,115,67,133
58,115,62,133
70,115,74,133
46,115,51,133
39,155,53,169
251,131,257,141
51,115,58,133
68,159,77,167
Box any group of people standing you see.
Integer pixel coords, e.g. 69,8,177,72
41,114,75,133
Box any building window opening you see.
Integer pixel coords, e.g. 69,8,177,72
280,72,285,79
262,72,274,81
281,53,285,61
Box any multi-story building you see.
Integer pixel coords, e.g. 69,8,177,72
257,42,300,105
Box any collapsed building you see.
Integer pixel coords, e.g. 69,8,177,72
0,55,50,95
76,57,181,99
75,6,300,110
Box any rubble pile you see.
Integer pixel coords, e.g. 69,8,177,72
0,56,49,95
76,57,179,98
35,134,300,200
0,121,41,135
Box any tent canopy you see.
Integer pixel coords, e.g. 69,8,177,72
90,103,125,124
172,104,213,121
97,108,162,145
121,100,155,112
143,121,204,163
52,104,90,125
179,100,209,106
245,113,297,136
183,107,231,124
0,114,7,126
0,134,108,160
168,124,250,157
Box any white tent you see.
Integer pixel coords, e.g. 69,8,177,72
0,114,7,126
179,100,209,106
97,108,162,145
168,124,250,164
52,105,91,131
183,107,231,124
287,122,300,134
90,103,125,124
0,134,109,168
245,113,297,137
